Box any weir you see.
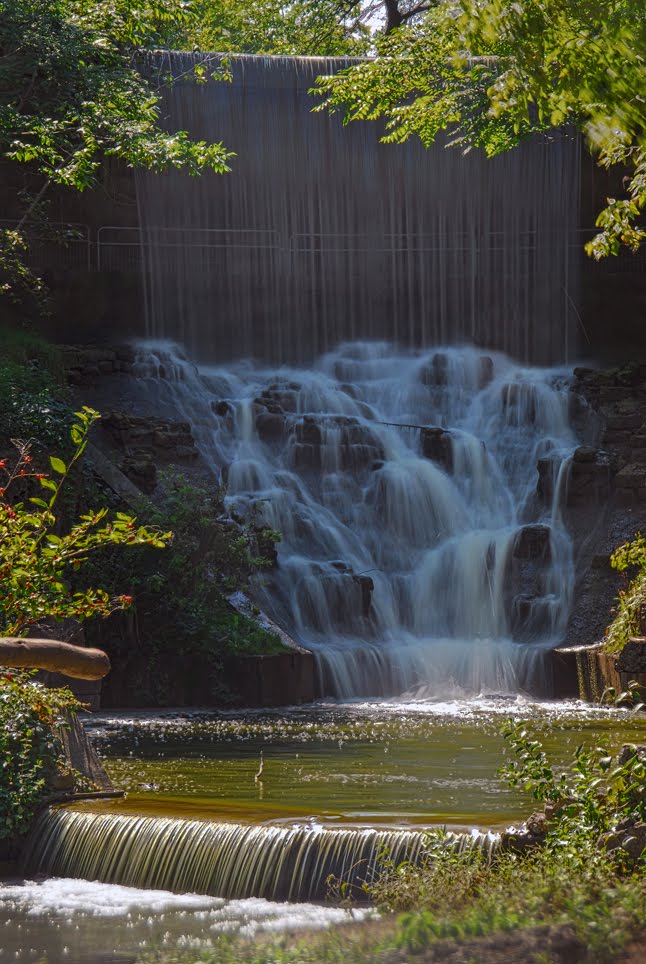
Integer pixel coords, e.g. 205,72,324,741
136,53,581,365
22,808,497,902
124,340,582,699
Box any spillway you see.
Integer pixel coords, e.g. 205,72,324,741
135,53,581,365
22,808,497,902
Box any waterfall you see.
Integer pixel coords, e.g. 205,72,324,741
135,53,581,365
22,809,498,902
124,340,578,699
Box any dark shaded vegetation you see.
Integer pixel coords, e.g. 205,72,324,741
0,672,85,842
0,324,285,705
82,475,284,706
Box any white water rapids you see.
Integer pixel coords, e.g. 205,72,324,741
126,340,581,699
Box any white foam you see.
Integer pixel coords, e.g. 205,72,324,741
0,877,375,962
0,877,373,930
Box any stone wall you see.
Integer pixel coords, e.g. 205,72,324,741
562,364,646,649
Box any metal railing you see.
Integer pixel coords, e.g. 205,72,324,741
0,220,92,271
2,221,643,275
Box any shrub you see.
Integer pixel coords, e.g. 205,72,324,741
368,723,646,960
0,324,70,449
0,407,171,637
606,534,646,653
82,473,285,704
0,670,82,840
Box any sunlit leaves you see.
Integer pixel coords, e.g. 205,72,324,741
182,0,369,57
501,720,646,852
0,671,83,840
0,407,172,637
0,0,233,308
315,0,646,257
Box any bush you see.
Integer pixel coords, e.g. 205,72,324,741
82,473,285,705
367,723,646,960
0,324,72,449
0,671,82,840
0,406,173,838
0,407,171,637
606,534,646,653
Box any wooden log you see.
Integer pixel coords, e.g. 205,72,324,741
0,638,110,680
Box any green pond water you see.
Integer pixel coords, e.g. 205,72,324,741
81,698,646,831
2,698,644,964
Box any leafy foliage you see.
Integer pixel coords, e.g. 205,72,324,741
499,720,646,846
602,679,645,713
0,407,172,637
0,0,233,310
0,670,82,840
606,533,646,652
364,723,646,959
82,474,285,705
315,0,646,257
0,327,72,450
182,0,370,56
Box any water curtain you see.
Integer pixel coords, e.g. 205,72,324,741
23,809,498,901
136,54,581,365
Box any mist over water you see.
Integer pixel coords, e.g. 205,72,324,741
130,340,579,698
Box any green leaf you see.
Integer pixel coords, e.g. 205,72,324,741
49,457,66,475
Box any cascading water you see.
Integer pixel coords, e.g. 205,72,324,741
135,53,581,365
125,340,579,699
21,809,497,902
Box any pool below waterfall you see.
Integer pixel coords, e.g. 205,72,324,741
4,698,644,963
71,699,646,829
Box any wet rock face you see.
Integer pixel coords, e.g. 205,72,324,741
567,449,612,505
505,525,554,642
251,381,305,443
289,416,385,474
616,638,646,674
571,363,646,504
62,345,137,385
418,352,494,390
102,412,199,492
295,563,375,636
256,382,301,414
420,427,453,473
420,352,451,386
256,412,287,443
536,449,611,506
614,463,646,506
509,594,554,643
512,524,551,562
212,400,232,417
501,382,537,424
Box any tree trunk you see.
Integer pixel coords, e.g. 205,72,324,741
384,0,403,32
0,638,110,680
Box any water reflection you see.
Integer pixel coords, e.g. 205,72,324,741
82,700,646,830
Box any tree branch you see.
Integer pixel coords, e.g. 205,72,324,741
0,638,110,680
